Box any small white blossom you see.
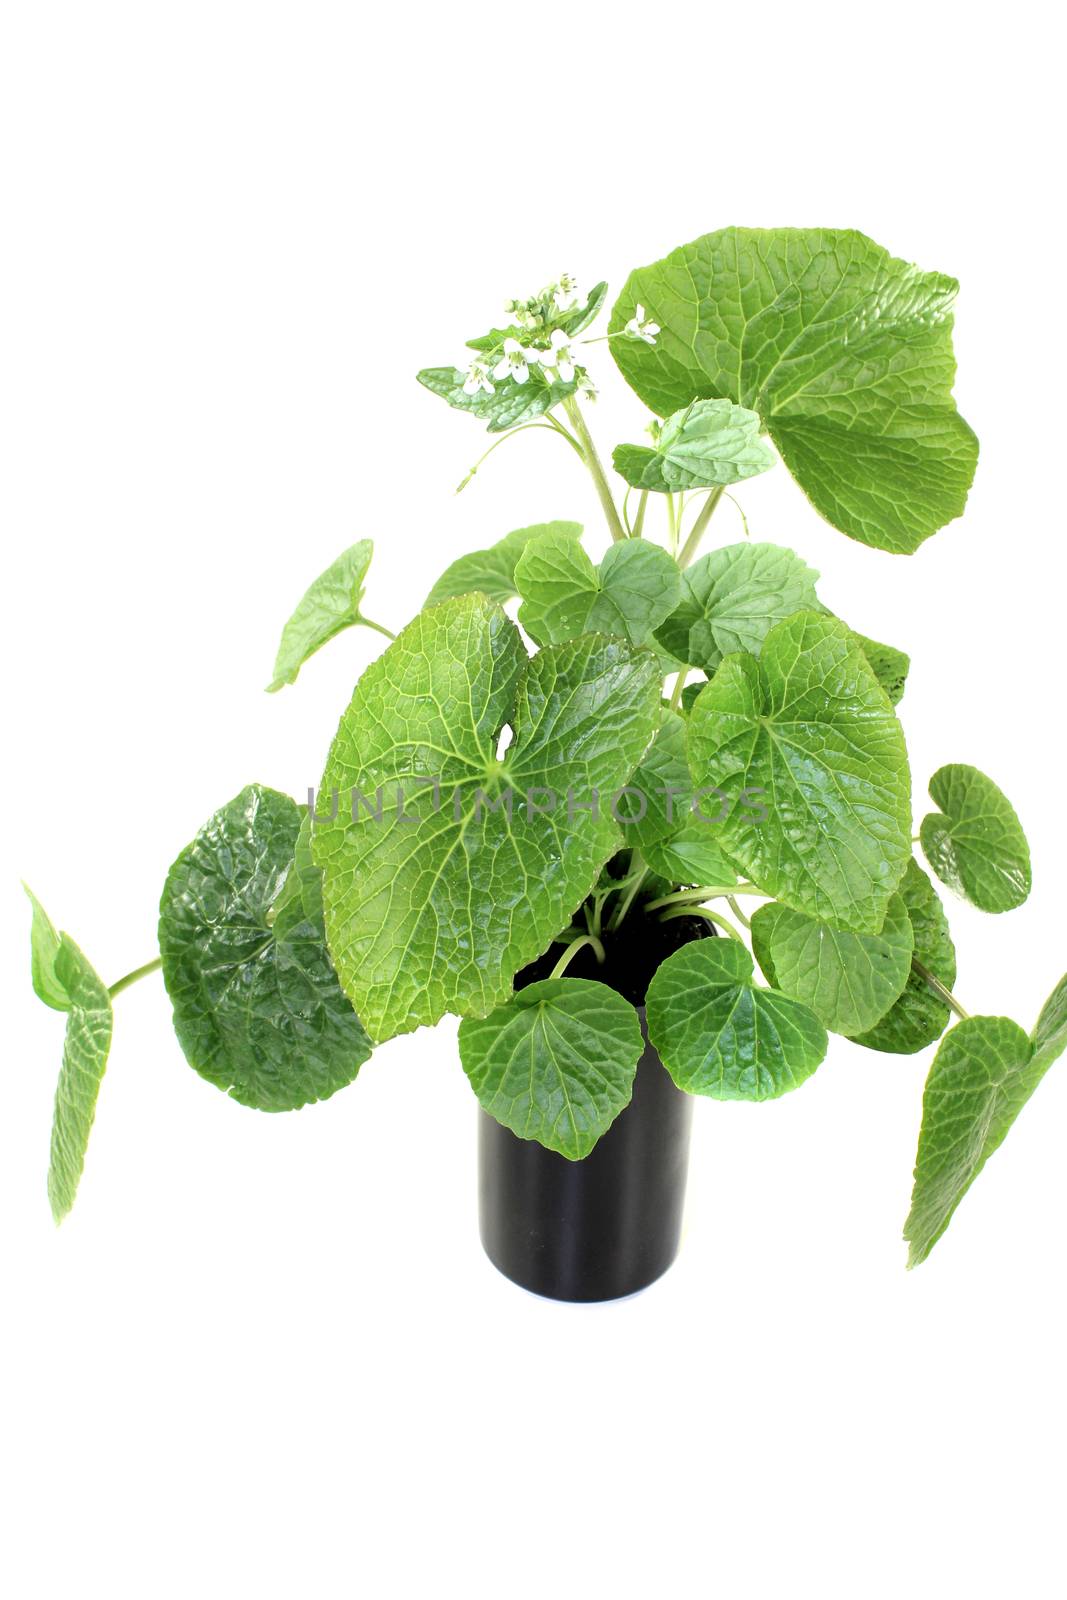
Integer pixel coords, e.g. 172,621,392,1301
462,358,495,396
625,303,660,345
551,273,580,311
492,337,535,385
543,327,578,383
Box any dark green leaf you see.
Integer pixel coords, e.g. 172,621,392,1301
646,937,826,1100
655,543,820,672
848,630,910,706
905,976,1067,1265
458,977,644,1159
515,529,681,647
687,613,912,932
159,785,372,1111
853,860,957,1054
750,894,913,1036
920,764,1032,913
610,227,977,553
313,595,662,1040
424,521,583,609
613,399,774,492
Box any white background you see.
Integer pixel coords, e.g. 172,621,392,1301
2,5,1064,1596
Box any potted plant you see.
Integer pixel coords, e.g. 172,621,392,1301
27,227,1066,1299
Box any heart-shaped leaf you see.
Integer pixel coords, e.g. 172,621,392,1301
424,521,583,609
920,764,1031,913
687,613,912,933
268,541,384,692
905,973,1067,1265
655,543,820,672
458,977,644,1159
852,860,957,1055
46,936,114,1222
750,894,913,1036
613,398,774,492
646,937,826,1099
610,227,977,554
313,595,662,1041
159,785,372,1110
515,529,681,647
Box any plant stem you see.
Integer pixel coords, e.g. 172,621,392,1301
608,857,649,931
632,490,648,539
912,958,971,1022
726,895,752,929
658,904,744,942
457,420,580,492
668,669,687,711
550,933,606,980
677,486,725,569
108,956,163,1000
644,883,758,912
563,395,627,543
360,616,397,641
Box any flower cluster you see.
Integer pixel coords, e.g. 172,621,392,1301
462,274,587,397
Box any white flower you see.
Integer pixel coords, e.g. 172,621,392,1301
625,303,660,345
462,358,495,396
492,337,534,385
551,273,580,311
543,328,578,383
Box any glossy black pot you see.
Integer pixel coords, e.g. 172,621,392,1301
477,1018,693,1302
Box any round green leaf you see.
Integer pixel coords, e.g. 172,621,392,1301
610,226,977,554
458,978,644,1160
313,595,662,1041
853,860,957,1055
159,785,372,1111
424,521,582,609
646,938,826,1100
687,612,912,933
750,894,913,1036
920,764,1031,913
613,398,774,492
655,542,820,672
516,531,681,647
268,540,377,692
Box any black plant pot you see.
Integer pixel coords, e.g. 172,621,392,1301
478,1023,693,1302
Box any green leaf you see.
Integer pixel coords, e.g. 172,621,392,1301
47,937,114,1222
613,398,775,492
417,365,578,433
515,529,681,647
458,977,644,1159
688,612,911,932
905,975,1067,1265
655,543,820,672
642,824,738,888
848,630,910,707
159,785,372,1111
558,280,608,338
424,521,583,609
622,713,738,882
24,883,70,1012
920,764,1032,913
267,541,382,692
750,894,913,1036
465,282,608,354
610,227,977,554
646,938,827,1100
853,860,957,1054
313,595,662,1041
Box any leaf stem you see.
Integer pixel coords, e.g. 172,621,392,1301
645,883,758,912
108,956,163,1000
658,904,744,942
632,490,648,539
726,895,752,929
668,669,687,711
563,395,627,543
608,856,650,932
457,420,580,492
360,616,397,641
677,486,725,569
912,958,971,1022
550,933,606,980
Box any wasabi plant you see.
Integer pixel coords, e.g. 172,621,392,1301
28,228,1065,1268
